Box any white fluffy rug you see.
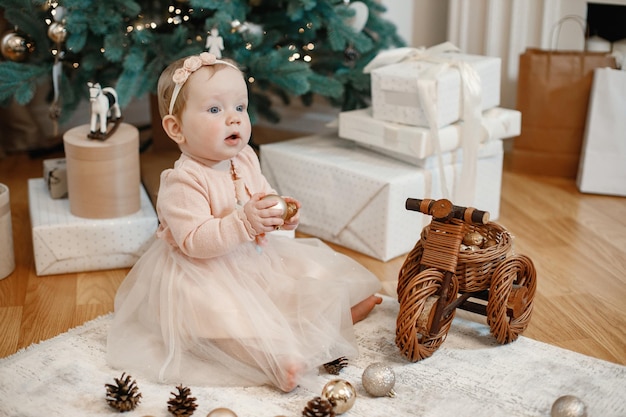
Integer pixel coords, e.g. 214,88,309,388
1,296,624,417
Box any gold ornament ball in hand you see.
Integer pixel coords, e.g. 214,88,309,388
362,362,396,397
321,379,357,414
551,395,587,417
262,194,298,221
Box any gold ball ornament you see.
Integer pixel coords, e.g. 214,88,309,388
262,194,298,221
551,395,587,417
206,408,238,417
483,238,497,248
463,231,485,247
362,362,396,397
47,22,67,43
321,379,357,414
0,31,35,62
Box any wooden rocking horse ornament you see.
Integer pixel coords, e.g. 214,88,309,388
87,82,122,140
396,198,537,362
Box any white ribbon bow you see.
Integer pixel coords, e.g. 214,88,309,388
364,42,483,207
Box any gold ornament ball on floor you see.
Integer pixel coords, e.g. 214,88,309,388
206,408,238,417
362,362,396,397
551,395,587,417
321,379,357,414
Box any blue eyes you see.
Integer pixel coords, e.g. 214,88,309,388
207,105,246,113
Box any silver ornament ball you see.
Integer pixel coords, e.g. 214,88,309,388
321,379,357,414
551,395,587,417
362,362,396,397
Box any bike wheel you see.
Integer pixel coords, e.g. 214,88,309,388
396,268,459,361
487,255,537,344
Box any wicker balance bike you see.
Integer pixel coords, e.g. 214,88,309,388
396,198,537,362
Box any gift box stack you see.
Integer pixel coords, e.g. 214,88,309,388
28,123,158,276
261,43,521,261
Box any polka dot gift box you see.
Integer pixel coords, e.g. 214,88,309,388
28,178,157,276
261,134,503,262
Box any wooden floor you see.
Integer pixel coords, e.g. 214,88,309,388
1,140,625,366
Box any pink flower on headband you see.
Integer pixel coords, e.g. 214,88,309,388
168,52,239,115
172,53,219,85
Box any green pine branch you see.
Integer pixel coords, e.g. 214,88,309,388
0,0,405,128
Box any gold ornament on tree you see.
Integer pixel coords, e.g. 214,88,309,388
167,385,198,417
104,372,142,412
321,379,357,415
47,21,67,43
0,31,35,62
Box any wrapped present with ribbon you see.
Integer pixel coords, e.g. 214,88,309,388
363,43,502,208
364,42,501,129
261,134,504,261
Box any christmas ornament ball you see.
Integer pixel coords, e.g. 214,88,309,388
463,231,485,247
262,194,297,220
321,379,357,414
0,32,34,62
47,22,67,43
206,408,238,417
362,362,396,397
551,395,587,417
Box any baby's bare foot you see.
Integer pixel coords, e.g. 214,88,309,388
279,362,303,392
351,295,383,324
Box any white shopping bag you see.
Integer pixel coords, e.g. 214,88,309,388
577,68,626,196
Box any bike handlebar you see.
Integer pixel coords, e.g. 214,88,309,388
405,198,490,225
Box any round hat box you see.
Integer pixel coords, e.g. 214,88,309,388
63,123,140,219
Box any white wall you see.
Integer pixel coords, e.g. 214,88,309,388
381,0,449,47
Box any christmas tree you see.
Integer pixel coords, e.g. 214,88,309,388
0,0,404,129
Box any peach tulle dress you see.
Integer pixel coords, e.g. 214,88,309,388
106,145,381,390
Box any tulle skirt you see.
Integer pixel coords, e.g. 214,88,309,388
106,234,381,391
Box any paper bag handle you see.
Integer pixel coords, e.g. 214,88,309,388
550,15,589,51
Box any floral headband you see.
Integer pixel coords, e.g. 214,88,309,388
168,52,239,115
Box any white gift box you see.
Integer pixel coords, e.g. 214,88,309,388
370,51,501,128
261,135,503,261
339,107,520,166
28,178,158,276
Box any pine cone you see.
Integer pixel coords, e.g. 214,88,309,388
105,372,142,412
302,396,336,417
167,385,198,417
323,357,348,375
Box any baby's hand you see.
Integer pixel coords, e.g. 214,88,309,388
243,193,285,235
281,196,301,230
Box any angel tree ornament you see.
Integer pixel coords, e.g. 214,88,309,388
205,27,224,58
87,82,122,140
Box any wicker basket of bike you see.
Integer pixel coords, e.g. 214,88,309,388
396,198,537,363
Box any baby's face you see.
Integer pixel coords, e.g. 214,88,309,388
178,66,251,164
